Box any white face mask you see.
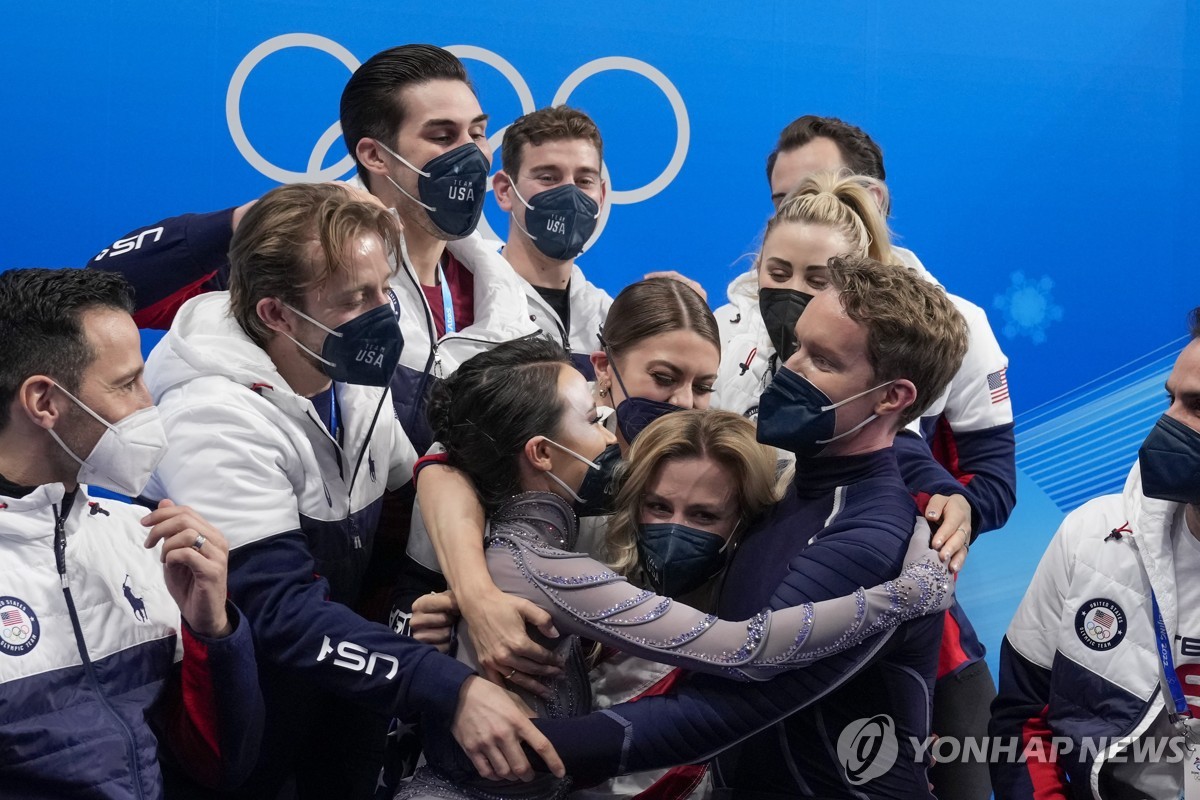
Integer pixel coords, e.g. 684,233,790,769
47,383,167,497
541,438,601,504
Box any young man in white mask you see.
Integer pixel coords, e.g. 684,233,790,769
140,184,562,798
992,309,1200,799
0,267,263,798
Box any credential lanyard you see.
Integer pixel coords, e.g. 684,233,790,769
1152,592,1191,721
438,262,456,335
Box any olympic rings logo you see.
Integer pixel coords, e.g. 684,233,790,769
2,625,30,642
226,34,690,248
1085,620,1111,640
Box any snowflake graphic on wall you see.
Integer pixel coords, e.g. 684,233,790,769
993,271,1063,344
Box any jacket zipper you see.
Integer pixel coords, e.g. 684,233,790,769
55,493,147,800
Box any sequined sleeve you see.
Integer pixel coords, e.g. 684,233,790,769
485,517,952,680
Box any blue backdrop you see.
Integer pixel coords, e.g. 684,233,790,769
4,2,1198,677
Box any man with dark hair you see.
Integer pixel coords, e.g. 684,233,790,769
710,113,1016,800
483,105,611,374
86,43,537,453
992,308,1200,799
0,267,263,798
140,184,563,798
766,114,887,203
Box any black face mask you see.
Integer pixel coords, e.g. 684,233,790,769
284,301,404,387
1139,414,1200,505
636,522,728,598
758,288,814,362
511,183,600,262
575,443,623,517
380,141,489,239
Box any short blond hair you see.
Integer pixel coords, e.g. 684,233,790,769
228,183,402,347
605,410,779,580
827,254,968,428
763,170,893,265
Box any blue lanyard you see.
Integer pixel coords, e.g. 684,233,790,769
1152,591,1191,719
328,385,340,445
438,263,456,335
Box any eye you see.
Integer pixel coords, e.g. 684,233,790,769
643,500,671,516
694,383,715,395
691,512,718,524
806,276,829,290
577,176,598,188
651,372,677,387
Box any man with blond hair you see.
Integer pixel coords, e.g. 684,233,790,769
140,183,561,798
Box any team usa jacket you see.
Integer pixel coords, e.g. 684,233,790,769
990,464,1190,800
0,482,263,799
445,233,613,379
140,292,475,792
86,194,540,454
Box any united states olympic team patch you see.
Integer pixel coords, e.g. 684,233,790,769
1074,598,1127,651
0,596,40,656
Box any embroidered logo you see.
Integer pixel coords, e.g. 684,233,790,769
1075,598,1126,651
122,575,148,623
0,596,40,655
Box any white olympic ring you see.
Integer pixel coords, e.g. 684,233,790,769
226,33,361,184
226,38,689,250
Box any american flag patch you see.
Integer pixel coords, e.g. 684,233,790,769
1092,609,1115,630
987,369,1010,404
1,609,24,626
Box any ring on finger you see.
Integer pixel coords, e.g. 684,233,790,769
505,668,517,680
191,533,207,552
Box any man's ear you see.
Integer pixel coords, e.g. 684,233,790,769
19,375,65,430
493,170,516,213
523,435,555,473
876,378,917,421
257,297,292,336
356,137,393,179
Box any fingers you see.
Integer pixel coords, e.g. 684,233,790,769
142,504,226,553
514,598,559,642
413,590,458,616
643,271,707,301
496,726,535,782
506,670,554,700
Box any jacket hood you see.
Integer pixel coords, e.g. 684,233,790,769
145,292,295,401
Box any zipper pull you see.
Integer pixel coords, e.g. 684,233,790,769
433,352,444,380
54,505,69,587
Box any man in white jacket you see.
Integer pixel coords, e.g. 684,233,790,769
449,105,613,378
0,267,263,798
991,308,1200,799
141,184,561,798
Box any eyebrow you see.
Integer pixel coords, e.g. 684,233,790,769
421,114,490,129
764,256,792,270
643,491,723,515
